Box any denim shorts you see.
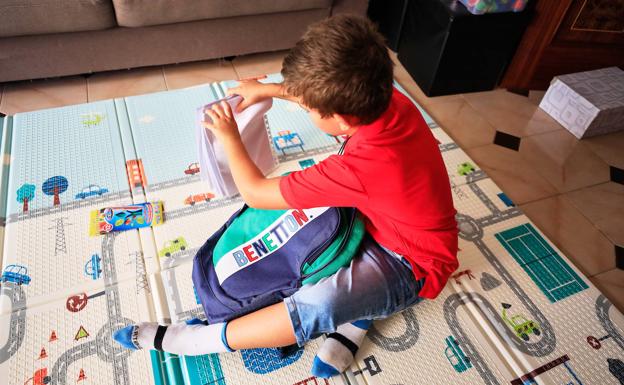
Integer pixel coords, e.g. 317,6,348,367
284,233,425,346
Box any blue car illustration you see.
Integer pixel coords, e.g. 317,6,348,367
75,184,109,199
1,264,31,286
84,254,102,280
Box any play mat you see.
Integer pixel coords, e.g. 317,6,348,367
0,74,623,385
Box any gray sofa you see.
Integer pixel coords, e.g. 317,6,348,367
0,0,367,82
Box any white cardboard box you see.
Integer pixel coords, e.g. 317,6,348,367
539,66,624,139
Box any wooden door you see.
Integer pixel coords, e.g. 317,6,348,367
501,0,624,92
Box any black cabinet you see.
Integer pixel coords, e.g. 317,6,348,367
396,0,532,96
367,0,409,51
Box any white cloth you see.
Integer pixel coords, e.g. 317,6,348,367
196,95,276,197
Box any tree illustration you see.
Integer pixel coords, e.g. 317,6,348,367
42,176,68,206
16,184,36,213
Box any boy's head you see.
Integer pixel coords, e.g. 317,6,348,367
281,15,394,132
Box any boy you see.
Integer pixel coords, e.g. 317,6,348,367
114,15,458,378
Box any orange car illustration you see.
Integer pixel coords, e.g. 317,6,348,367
184,192,215,206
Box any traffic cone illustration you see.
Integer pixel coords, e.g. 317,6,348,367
49,330,58,342
77,368,86,382
38,347,48,359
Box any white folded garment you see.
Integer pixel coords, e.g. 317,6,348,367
196,95,277,197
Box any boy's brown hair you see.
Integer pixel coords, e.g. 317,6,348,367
281,15,394,125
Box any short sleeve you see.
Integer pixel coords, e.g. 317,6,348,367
279,155,368,208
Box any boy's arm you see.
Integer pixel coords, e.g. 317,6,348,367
203,101,291,210
227,79,300,112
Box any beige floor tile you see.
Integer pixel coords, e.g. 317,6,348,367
0,76,87,115
521,195,615,276
590,269,624,313
426,98,496,149
466,144,559,205
231,51,288,80
519,130,610,193
528,90,545,105
583,130,624,170
164,59,238,90
88,67,167,101
463,89,563,137
390,50,462,107
566,182,624,246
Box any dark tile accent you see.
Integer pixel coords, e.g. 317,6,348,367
616,245,624,270
493,131,521,151
610,166,624,185
507,88,529,97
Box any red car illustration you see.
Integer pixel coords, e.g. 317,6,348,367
184,162,200,175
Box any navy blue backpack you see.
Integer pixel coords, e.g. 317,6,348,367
192,205,365,323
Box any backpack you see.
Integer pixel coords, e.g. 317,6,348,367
192,205,365,323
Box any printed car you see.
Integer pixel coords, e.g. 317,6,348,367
185,163,200,175
1,264,31,286
75,184,109,199
159,237,188,258
457,162,476,176
184,192,215,206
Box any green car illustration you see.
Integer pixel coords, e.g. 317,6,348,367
159,237,187,258
457,162,476,176
502,303,541,341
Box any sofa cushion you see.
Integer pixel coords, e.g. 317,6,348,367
112,0,332,27
0,0,116,38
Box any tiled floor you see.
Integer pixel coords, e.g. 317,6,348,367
1,50,622,312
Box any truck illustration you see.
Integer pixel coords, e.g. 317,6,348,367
273,130,304,154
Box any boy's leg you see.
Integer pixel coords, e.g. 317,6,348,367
114,235,423,357
113,302,296,355
312,319,372,378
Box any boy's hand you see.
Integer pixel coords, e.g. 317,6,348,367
203,101,239,142
227,78,270,112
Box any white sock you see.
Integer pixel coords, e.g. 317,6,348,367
133,321,234,355
312,320,371,378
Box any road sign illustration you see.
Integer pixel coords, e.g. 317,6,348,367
74,326,89,341
66,293,88,312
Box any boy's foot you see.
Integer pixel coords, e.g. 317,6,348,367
112,320,234,355
311,320,372,378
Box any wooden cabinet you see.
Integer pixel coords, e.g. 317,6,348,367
501,0,624,92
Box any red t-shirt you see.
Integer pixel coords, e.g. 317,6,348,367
279,88,458,299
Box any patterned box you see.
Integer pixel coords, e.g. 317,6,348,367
539,67,624,139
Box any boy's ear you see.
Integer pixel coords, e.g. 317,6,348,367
334,114,359,131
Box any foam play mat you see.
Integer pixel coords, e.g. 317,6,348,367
1,74,623,385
